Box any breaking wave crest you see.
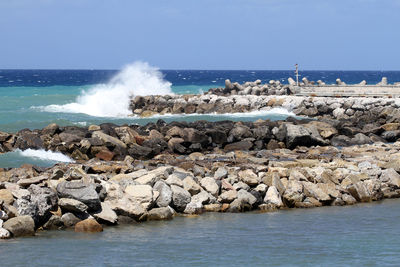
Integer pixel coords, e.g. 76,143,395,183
138,107,296,119
36,62,172,117
17,149,74,163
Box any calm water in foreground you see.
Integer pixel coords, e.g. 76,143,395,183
1,199,400,266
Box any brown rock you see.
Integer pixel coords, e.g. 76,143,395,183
0,189,14,205
95,150,115,161
74,218,103,233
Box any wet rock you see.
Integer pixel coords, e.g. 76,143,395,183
283,180,304,207
184,191,210,214
285,124,326,149
0,227,11,239
105,197,146,221
147,207,174,220
75,218,103,233
61,212,82,227
347,182,372,202
3,216,35,237
264,186,283,208
42,215,64,230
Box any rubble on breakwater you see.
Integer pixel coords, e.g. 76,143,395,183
2,113,400,164
2,141,400,238
205,77,400,96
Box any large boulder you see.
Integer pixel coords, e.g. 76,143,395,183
283,180,304,207
285,124,326,149
93,202,118,224
92,131,127,149
347,182,372,202
0,227,11,239
125,184,154,210
61,213,81,227
263,186,283,208
182,176,202,195
105,197,146,221
184,191,211,214
147,207,174,220
224,140,253,151
16,185,58,227
171,185,191,212
74,218,103,233
380,168,400,188
3,216,35,237
0,189,14,205
200,177,219,197
153,180,172,207
58,198,88,213
56,181,101,211
302,181,331,203
238,169,259,186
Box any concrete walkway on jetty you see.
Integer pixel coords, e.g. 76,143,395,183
296,85,400,97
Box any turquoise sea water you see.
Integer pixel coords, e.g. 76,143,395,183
1,199,400,266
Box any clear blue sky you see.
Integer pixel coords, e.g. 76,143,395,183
1,0,399,70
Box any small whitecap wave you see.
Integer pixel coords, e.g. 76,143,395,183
16,149,74,163
73,121,87,126
140,107,296,119
34,62,173,117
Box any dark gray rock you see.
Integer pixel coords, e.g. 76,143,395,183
153,180,173,207
56,181,101,211
171,185,191,212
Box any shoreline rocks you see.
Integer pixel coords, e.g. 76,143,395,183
2,108,400,164
1,140,400,238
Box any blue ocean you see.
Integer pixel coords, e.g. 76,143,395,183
1,65,400,134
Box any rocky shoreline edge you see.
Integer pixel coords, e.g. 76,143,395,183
1,140,400,238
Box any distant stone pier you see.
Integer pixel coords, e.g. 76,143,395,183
207,77,400,97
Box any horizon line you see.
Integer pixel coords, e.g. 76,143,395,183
0,68,399,72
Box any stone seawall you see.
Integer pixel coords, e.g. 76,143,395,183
2,113,400,163
130,94,400,125
2,141,400,238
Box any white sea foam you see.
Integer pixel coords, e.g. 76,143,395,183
37,62,172,117
135,107,296,119
16,149,74,163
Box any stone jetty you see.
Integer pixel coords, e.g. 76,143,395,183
2,136,400,238
2,76,400,239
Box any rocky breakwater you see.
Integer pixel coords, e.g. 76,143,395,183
206,77,400,97
206,79,296,96
3,114,400,162
2,141,400,238
130,94,400,127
